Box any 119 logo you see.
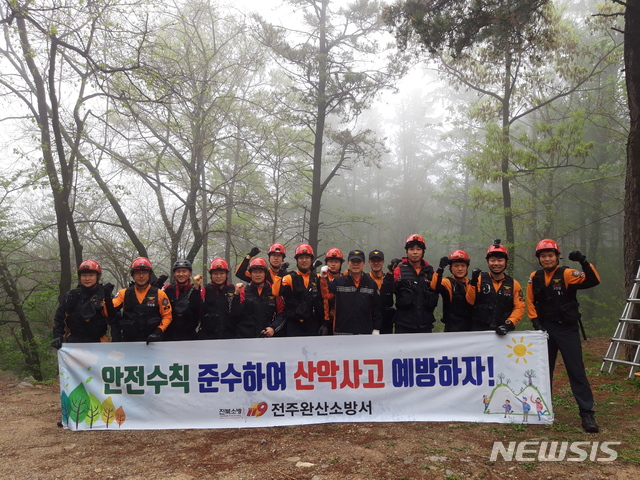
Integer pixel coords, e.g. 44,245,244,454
246,402,268,417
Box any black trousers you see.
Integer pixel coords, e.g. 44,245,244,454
394,324,432,334
543,320,595,417
285,317,320,337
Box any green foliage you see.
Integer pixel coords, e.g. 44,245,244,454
0,332,58,381
60,390,70,425
85,393,103,428
384,0,552,56
68,383,90,428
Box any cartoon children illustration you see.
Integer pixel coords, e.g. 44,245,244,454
515,396,531,422
483,395,490,412
531,395,547,421
502,399,512,418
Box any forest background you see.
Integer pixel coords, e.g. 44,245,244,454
0,0,633,381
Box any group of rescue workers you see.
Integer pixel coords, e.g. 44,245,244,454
52,234,601,433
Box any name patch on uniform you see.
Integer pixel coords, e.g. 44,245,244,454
336,286,357,293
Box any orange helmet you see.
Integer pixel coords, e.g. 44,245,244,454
268,243,286,258
209,258,229,273
294,243,314,259
449,250,470,265
78,259,101,277
248,257,269,272
485,240,508,260
325,248,344,263
130,257,153,274
404,234,426,250
535,239,561,257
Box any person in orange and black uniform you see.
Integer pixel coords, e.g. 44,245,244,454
200,258,236,339
51,260,115,348
384,234,439,334
368,250,395,334
231,257,285,338
325,250,382,335
111,257,172,343
527,239,601,433
432,250,474,332
235,243,289,286
466,240,524,335
162,259,203,341
322,248,345,280
319,247,346,334
279,243,323,337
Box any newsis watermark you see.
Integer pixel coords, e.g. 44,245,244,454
490,441,621,462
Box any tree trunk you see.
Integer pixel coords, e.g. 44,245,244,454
624,0,640,355
16,16,74,301
0,259,43,381
460,171,470,244
200,152,209,279
308,0,329,253
502,52,515,273
583,180,603,320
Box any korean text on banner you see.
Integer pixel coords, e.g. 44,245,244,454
57,331,553,430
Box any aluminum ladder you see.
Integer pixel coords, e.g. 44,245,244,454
601,263,640,378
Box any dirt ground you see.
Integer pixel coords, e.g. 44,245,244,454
1,338,638,480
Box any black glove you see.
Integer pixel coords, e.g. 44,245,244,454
248,247,261,257
568,250,587,263
495,321,515,336
103,282,114,298
146,327,163,345
278,262,290,276
531,318,545,331
152,274,168,288
318,324,330,336
312,259,323,269
438,256,449,269
51,337,63,349
470,268,481,286
388,258,401,272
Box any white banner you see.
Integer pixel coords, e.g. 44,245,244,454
57,331,553,430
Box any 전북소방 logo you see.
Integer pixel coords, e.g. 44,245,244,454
246,402,268,418
490,441,621,462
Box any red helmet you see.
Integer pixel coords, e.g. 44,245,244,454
485,240,508,260
268,243,286,258
404,234,426,250
130,257,153,274
294,243,314,259
535,239,561,257
248,257,269,272
325,248,344,262
209,258,229,273
449,250,470,264
78,259,101,276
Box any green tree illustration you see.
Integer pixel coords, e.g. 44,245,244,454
85,393,102,428
60,391,70,426
68,383,90,429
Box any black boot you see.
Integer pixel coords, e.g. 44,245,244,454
581,414,599,433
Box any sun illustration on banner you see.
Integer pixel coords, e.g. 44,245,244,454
506,336,534,364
